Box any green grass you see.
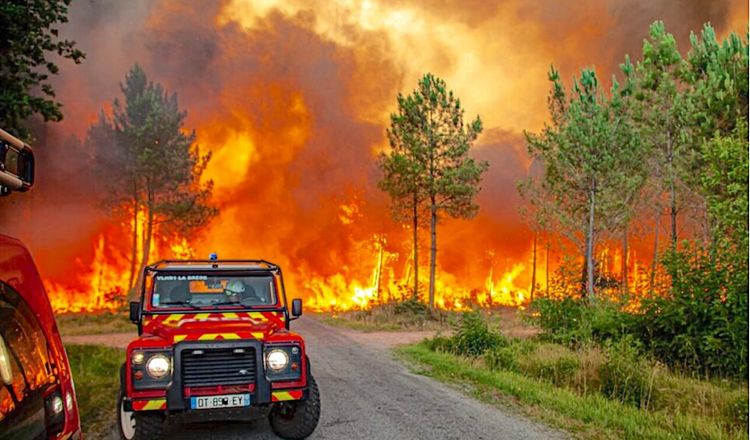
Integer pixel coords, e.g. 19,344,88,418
66,344,124,439
57,312,132,336
397,342,748,440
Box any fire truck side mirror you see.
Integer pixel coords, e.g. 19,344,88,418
290,298,303,319
129,301,141,323
0,128,34,196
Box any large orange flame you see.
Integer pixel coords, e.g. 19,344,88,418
31,0,731,315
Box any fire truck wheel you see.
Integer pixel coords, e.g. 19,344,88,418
117,388,164,440
132,412,165,440
269,375,321,440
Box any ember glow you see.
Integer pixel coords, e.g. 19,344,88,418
4,0,746,313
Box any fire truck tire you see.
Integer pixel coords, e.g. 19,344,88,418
117,383,164,440
132,412,165,440
269,375,321,440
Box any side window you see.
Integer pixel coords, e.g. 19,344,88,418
0,282,57,422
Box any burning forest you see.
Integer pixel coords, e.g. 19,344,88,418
0,0,746,314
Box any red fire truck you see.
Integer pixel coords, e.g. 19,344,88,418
0,128,82,439
118,259,321,439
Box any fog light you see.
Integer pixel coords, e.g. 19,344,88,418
132,351,145,365
51,396,64,414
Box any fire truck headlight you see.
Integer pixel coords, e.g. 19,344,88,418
145,354,171,379
266,349,289,372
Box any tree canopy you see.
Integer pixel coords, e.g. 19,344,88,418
0,0,84,139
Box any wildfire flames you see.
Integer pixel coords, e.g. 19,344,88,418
6,0,744,314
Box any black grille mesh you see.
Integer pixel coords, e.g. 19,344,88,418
181,347,256,387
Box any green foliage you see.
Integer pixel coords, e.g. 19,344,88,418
450,311,508,356
633,21,691,249
699,122,749,248
0,0,85,139
521,20,748,381
405,341,748,440
427,311,508,356
525,63,646,297
636,245,748,379
484,345,520,372
424,335,455,353
492,341,582,387
531,297,585,345
598,337,653,408
534,355,581,388
393,297,430,316
531,297,632,347
685,24,748,139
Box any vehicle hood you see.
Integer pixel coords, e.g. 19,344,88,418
142,311,286,343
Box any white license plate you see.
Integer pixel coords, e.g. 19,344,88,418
190,393,251,410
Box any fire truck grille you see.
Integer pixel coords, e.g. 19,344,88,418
181,347,257,387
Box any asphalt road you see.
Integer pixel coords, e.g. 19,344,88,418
155,317,565,440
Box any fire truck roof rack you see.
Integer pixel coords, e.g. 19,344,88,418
148,259,280,271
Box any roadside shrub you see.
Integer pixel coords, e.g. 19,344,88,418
532,297,631,346
540,356,581,387
722,393,749,429
598,336,654,408
394,297,431,317
484,345,520,372
531,297,585,345
517,343,582,387
424,335,454,353
634,245,748,379
450,311,508,356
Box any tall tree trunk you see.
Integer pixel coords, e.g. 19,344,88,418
136,190,155,292
545,239,550,296
585,187,596,299
530,229,538,303
621,225,628,295
667,131,677,249
412,192,419,301
375,237,384,302
127,192,140,293
428,197,437,310
650,212,660,292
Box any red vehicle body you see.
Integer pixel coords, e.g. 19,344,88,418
0,235,82,439
118,259,320,440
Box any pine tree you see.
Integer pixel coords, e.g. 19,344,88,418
90,65,218,292
379,74,489,309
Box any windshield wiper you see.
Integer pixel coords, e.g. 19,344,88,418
209,301,242,307
160,301,201,310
